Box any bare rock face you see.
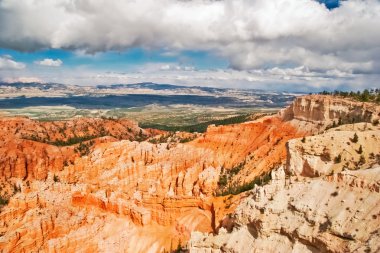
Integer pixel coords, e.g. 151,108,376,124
287,123,380,177
0,117,147,181
189,125,380,253
0,117,145,142
280,95,380,129
192,116,306,184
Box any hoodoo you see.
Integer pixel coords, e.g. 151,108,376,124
0,95,379,252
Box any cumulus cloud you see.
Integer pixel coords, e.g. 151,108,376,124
0,0,379,76
2,77,42,83
160,64,195,71
34,58,63,67
43,62,373,92
0,55,25,70
1,60,376,91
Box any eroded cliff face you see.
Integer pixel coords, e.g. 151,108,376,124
189,124,380,253
0,96,379,253
0,117,303,252
0,117,151,181
287,123,380,177
280,95,380,129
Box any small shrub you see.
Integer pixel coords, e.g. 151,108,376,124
321,151,331,161
74,141,93,156
229,162,245,176
13,184,21,194
53,175,60,183
331,191,339,197
351,133,359,143
179,136,196,143
148,139,158,144
218,174,228,188
356,145,363,154
0,195,9,206
372,119,379,126
216,171,272,196
172,240,185,253
358,155,366,166
334,154,342,164
301,137,306,143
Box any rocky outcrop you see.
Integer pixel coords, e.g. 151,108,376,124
0,117,149,181
191,168,380,252
280,95,380,130
0,138,71,180
189,123,380,253
0,117,147,142
287,123,380,177
192,116,306,185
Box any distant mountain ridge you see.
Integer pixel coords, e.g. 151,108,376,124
0,81,300,109
0,82,67,89
96,82,225,92
0,81,300,94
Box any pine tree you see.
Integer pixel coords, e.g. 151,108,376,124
357,145,363,154
351,133,359,143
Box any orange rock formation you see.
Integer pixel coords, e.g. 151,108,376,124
0,95,378,252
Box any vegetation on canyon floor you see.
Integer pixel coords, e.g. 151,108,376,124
216,171,272,196
22,129,109,146
0,195,9,207
141,113,263,133
216,161,273,196
0,183,21,208
21,124,149,147
74,141,94,156
148,132,197,144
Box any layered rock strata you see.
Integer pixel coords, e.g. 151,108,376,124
1,95,379,252
189,124,380,253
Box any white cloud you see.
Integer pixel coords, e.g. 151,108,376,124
34,58,63,67
38,63,374,92
0,55,25,70
2,77,42,83
160,64,195,71
0,0,379,76
1,61,377,91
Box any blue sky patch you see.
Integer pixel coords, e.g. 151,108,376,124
318,0,341,9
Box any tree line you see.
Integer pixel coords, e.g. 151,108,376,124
319,89,380,103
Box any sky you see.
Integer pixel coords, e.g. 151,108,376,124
0,0,379,92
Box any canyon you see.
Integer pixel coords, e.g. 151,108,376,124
189,123,380,252
0,95,379,252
